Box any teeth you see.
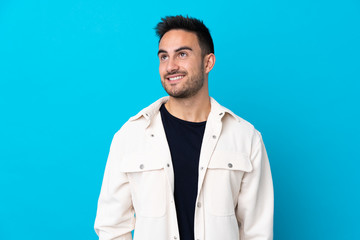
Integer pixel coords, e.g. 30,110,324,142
169,76,184,81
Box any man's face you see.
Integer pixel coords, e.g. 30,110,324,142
158,30,205,98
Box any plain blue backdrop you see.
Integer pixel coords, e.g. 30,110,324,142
1,0,359,239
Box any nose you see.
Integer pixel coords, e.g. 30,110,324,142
166,58,179,73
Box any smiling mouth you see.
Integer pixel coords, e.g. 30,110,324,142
167,75,185,81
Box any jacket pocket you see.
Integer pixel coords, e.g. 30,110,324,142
120,153,167,218
204,152,252,216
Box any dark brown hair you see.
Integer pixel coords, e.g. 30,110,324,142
155,15,214,56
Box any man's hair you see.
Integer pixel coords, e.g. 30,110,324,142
155,15,214,56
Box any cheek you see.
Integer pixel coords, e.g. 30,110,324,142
182,59,200,72
182,62,190,68
180,62,191,72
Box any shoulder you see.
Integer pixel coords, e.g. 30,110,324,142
127,96,169,122
112,96,168,139
212,98,262,143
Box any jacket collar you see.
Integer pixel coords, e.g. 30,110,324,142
129,96,240,124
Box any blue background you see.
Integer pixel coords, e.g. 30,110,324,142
1,0,359,239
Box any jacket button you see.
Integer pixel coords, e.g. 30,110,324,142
150,134,154,137
197,202,201,208
140,164,144,169
228,163,233,168
167,163,170,167
212,135,216,139
200,166,204,170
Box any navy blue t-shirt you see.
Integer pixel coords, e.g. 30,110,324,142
160,104,206,240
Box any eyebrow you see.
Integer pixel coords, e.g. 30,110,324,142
157,46,193,56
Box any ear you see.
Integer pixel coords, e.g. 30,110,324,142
204,53,216,74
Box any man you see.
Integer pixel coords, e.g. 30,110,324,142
95,15,273,240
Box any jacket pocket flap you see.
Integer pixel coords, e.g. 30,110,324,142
119,153,164,173
208,152,253,172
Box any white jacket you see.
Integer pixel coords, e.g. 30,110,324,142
94,97,274,240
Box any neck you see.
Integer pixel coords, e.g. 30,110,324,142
165,88,211,122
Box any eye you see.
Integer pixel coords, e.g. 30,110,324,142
160,55,168,61
179,52,187,58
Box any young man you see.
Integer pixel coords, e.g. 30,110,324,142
95,15,274,240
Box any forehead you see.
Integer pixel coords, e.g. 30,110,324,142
159,29,200,51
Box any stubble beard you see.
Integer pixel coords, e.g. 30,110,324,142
161,63,205,99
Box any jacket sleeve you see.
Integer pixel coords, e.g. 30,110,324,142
94,131,135,240
235,131,274,240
